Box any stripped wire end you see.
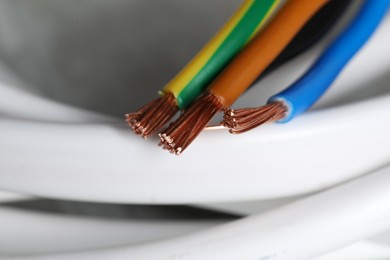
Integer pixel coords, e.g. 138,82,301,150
125,93,178,139
223,101,287,134
159,93,223,155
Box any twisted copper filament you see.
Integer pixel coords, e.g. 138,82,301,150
159,93,223,155
125,93,178,139
223,101,287,134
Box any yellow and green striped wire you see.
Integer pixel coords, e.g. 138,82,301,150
162,0,281,109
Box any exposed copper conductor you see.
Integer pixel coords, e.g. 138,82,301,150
223,101,287,134
159,92,223,155
125,93,178,139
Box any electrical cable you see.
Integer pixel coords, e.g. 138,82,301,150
224,0,390,134
272,0,390,121
0,206,227,255
159,0,329,155
9,165,390,259
124,0,280,139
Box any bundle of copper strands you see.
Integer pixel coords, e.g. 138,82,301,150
158,0,328,154
159,93,223,155
223,101,287,134
125,93,178,139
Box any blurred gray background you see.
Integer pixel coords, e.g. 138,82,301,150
0,0,240,116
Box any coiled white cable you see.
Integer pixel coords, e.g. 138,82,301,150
1,15,390,204
4,163,390,260
0,206,225,255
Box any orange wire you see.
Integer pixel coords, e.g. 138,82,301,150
209,0,329,107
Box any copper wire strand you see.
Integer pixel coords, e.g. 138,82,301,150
159,93,223,155
124,93,178,139
159,101,204,151
204,124,225,131
160,99,212,154
160,95,214,150
223,101,287,134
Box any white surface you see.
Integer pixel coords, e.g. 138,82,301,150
0,0,243,116
0,78,115,123
313,241,390,260
198,195,303,215
0,191,31,203
0,206,226,255
0,93,389,204
6,163,390,259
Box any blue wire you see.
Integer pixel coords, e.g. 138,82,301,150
270,0,390,123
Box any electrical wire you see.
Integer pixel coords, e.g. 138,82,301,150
256,0,352,81
224,0,390,134
124,0,280,139
159,0,329,155
272,0,390,121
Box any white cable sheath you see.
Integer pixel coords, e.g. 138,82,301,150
0,207,225,255
0,56,115,123
0,91,390,204
0,80,116,123
313,241,390,260
5,164,390,260
0,191,31,203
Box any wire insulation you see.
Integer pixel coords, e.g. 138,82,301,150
164,0,280,108
270,0,390,122
257,0,352,81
